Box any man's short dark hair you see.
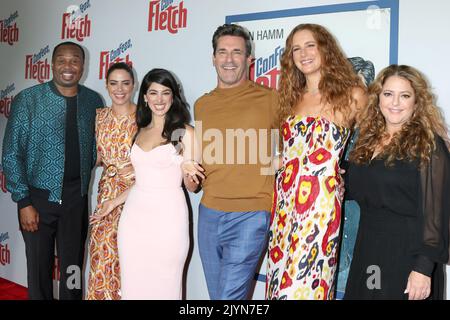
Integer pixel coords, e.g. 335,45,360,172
212,24,252,57
52,41,85,62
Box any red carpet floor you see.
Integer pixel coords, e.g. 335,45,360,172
0,277,28,300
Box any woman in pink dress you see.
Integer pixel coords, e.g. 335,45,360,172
102,68,203,299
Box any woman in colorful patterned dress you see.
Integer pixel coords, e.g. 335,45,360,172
86,62,137,300
266,24,367,300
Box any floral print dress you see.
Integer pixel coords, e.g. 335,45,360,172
86,108,137,300
266,115,350,300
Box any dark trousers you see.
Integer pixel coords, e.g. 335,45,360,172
20,181,88,300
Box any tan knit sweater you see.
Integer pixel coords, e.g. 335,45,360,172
194,80,279,212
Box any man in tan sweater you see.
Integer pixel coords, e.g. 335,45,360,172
194,24,278,299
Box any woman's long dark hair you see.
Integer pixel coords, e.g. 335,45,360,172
135,68,191,149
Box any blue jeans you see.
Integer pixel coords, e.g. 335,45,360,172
336,200,361,299
198,204,269,300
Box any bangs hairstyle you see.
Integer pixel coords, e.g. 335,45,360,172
135,68,191,149
350,64,449,167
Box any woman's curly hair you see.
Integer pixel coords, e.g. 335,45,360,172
278,23,363,130
350,64,450,166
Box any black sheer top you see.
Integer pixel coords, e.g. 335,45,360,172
345,136,450,276
415,136,450,274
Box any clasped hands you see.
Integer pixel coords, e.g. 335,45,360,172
89,198,118,225
181,159,205,185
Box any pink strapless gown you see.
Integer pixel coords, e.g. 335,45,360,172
117,143,189,300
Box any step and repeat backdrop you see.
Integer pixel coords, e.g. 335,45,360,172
1,0,449,299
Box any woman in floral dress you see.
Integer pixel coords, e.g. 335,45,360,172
86,63,137,300
266,24,367,300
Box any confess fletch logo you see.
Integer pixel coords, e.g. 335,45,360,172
0,83,15,118
25,45,50,83
249,46,283,90
0,11,19,45
0,232,11,266
99,39,133,80
61,0,92,42
0,167,7,193
148,0,187,34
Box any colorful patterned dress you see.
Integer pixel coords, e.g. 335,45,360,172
86,107,137,300
266,115,350,300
